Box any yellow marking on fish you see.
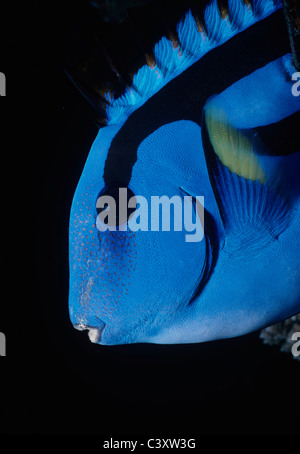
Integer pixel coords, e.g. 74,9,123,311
205,102,266,184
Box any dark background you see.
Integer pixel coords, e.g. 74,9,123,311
1,0,299,435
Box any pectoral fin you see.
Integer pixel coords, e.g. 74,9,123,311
202,98,290,255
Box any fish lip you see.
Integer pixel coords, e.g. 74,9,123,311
73,322,106,344
87,326,104,343
73,323,86,331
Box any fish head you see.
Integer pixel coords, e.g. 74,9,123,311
67,0,300,346
68,121,218,345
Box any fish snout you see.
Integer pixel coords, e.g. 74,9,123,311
73,320,106,344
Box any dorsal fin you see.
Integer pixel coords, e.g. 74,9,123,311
105,0,282,124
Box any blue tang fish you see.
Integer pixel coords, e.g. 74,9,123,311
68,0,300,345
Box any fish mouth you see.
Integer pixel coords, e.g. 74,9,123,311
73,321,106,344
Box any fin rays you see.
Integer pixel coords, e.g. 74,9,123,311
105,0,282,124
202,99,291,255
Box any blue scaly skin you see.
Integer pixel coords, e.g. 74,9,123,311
68,1,300,345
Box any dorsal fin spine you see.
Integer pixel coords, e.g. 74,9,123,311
104,0,282,125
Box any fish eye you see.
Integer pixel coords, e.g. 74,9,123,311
96,185,136,228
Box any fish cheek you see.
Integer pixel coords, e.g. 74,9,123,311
93,229,138,319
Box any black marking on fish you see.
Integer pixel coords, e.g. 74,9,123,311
103,11,290,188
